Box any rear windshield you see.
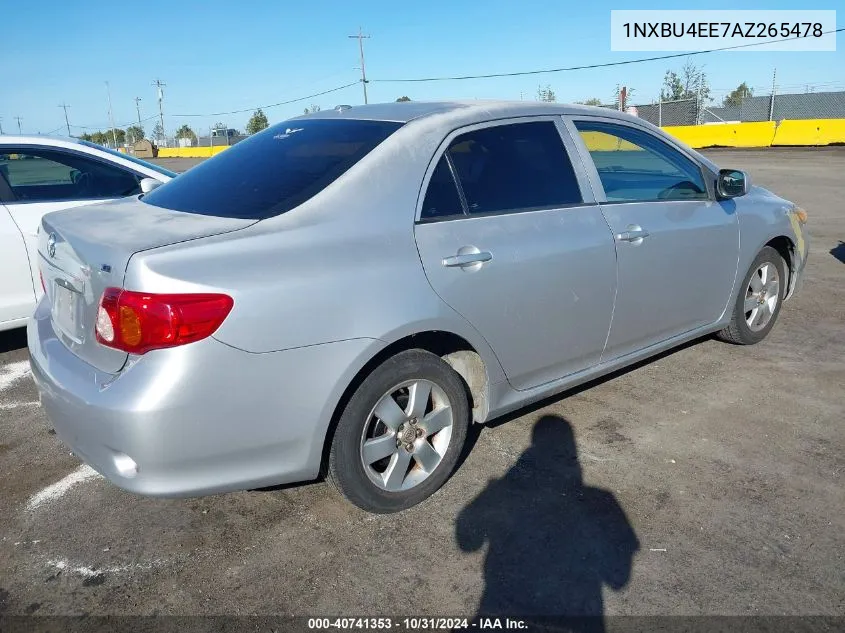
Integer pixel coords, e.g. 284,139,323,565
141,119,404,219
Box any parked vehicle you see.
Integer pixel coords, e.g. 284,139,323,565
27,101,809,513
0,136,176,331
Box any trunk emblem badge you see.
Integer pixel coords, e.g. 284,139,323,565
47,233,57,258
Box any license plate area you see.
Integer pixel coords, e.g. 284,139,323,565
52,280,85,343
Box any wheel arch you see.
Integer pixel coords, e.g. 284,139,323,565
318,329,495,478
765,235,797,299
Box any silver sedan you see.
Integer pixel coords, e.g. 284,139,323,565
28,101,809,513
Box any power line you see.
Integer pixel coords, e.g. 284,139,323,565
105,81,118,146
371,27,845,83
170,81,359,117
348,27,371,104
70,114,159,130
152,79,166,137
58,103,71,136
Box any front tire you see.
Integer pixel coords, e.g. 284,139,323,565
717,246,786,345
328,349,470,513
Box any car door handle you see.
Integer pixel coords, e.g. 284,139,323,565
615,227,650,243
442,251,493,267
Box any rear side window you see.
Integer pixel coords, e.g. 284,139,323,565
420,156,464,220
142,119,403,219
446,121,583,216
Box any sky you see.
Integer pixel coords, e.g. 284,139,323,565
2,0,843,137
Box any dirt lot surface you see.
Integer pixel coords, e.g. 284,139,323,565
1,148,843,621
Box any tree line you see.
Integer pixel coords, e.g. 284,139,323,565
72,78,762,147
541,61,754,110
76,99,417,146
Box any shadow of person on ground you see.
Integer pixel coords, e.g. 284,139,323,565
830,241,845,264
456,415,639,633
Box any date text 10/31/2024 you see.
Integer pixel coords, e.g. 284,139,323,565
307,617,529,630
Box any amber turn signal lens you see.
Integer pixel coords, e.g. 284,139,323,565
119,306,143,346
794,207,808,224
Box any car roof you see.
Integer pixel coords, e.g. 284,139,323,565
295,99,637,124
0,134,97,149
295,99,720,175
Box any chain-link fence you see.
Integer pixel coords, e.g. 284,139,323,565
594,98,701,126
702,91,845,123
153,134,249,148
594,90,845,127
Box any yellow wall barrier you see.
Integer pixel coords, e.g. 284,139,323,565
771,119,845,146
662,122,777,148
157,146,231,158
662,119,845,149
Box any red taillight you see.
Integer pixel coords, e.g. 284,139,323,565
95,288,234,354
40,271,46,293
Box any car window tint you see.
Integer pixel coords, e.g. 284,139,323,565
142,119,404,219
574,121,708,202
420,156,464,220
0,149,141,202
446,121,583,215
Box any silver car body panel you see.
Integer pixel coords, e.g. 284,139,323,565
39,197,255,373
414,116,616,390
28,101,809,497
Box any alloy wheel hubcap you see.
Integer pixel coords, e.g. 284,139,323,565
744,262,780,332
360,379,454,492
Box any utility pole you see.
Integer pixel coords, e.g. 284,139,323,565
152,79,166,141
15,117,23,134
105,81,118,147
58,103,71,136
134,97,143,126
769,68,777,121
348,28,371,104
0,117,4,135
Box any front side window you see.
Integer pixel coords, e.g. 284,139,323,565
444,121,583,216
573,121,708,202
142,119,404,219
0,149,141,202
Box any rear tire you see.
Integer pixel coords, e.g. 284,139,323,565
717,246,786,345
328,349,470,513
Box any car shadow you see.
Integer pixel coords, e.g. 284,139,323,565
0,327,27,354
830,241,845,264
456,414,639,631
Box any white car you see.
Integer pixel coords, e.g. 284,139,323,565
0,136,176,331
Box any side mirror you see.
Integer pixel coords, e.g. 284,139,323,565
140,177,163,194
717,169,750,199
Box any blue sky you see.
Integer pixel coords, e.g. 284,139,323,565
3,0,843,136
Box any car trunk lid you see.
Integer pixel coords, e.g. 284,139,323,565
38,196,255,373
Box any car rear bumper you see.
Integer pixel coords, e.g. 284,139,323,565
27,297,384,498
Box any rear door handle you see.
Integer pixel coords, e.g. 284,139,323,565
615,226,650,243
442,251,493,268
